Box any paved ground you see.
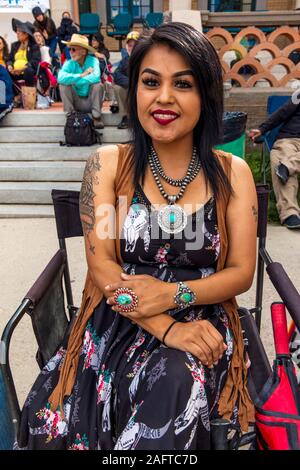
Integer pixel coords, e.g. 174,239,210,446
0,218,299,407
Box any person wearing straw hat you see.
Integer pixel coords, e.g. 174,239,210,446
58,33,104,129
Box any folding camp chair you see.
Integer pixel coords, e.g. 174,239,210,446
255,95,290,184
0,190,83,450
106,14,133,50
79,13,101,35
143,12,163,29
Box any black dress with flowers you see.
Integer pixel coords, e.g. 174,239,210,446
17,185,233,450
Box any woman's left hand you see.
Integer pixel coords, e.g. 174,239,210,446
105,273,176,319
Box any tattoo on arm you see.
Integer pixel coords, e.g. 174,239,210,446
252,206,258,223
79,151,102,255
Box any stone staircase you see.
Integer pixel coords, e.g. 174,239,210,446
0,108,130,218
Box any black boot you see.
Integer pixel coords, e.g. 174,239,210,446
117,116,128,130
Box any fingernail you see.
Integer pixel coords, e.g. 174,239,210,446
214,362,218,366
106,299,110,304
105,285,110,290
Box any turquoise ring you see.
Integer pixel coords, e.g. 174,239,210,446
113,287,139,313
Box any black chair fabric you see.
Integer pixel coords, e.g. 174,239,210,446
51,189,83,239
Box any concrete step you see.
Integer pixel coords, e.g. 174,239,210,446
0,182,81,204
0,143,100,161
0,161,86,182
1,110,124,127
0,126,131,143
0,204,54,218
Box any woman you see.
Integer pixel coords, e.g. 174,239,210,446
7,19,41,108
0,36,9,67
32,6,57,58
57,11,78,60
91,32,110,63
17,23,257,450
34,31,51,64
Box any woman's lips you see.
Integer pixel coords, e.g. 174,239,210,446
152,113,179,126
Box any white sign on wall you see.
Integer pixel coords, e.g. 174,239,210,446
0,0,50,13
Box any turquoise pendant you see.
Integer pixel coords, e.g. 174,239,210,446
157,204,187,235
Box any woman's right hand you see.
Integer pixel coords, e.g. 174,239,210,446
164,320,227,368
7,65,13,73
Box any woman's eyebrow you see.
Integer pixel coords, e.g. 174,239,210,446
141,68,194,77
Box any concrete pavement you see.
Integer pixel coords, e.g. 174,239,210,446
0,218,299,407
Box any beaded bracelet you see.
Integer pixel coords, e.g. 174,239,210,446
161,320,178,346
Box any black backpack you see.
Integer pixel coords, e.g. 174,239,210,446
61,112,101,146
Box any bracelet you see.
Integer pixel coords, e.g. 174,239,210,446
174,281,196,309
162,320,178,346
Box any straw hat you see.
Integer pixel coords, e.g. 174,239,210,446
62,34,97,54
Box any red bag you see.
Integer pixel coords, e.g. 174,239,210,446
255,303,300,450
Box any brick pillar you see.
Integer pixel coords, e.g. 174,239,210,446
163,0,170,10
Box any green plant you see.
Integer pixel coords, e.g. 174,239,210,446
245,148,280,224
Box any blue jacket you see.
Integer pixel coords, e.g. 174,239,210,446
0,65,13,111
113,53,129,88
58,54,100,97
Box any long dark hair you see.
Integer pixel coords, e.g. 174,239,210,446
0,36,9,62
127,22,232,199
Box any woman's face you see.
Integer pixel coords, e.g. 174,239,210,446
91,37,99,49
136,44,201,145
16,29,29,42
34,32,44,46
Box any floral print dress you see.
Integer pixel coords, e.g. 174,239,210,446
17,185,233,450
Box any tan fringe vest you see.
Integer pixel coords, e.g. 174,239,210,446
49,143,254,432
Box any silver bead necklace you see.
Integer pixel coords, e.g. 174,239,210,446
147,146,201,234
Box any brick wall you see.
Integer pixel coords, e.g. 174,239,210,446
267,0,294,9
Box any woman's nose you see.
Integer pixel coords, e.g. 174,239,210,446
157,84,174,104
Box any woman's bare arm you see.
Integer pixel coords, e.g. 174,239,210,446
79,144,123,290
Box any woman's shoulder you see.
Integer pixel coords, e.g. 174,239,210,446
214,149,251,175
89,143,133,171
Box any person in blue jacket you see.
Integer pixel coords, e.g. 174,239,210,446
113,31,140,129
58,34,104,129
0,64,13,119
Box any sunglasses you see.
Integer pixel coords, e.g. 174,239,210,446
68,47,78,52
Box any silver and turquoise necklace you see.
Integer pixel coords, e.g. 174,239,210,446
148,145,201,235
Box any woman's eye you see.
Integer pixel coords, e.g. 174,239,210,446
142,78,193,89
142,78,159,87
175,80,192,89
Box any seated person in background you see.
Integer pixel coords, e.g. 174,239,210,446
57,11,78,61
113,31,140,130
0,64,13,119
7,18,41,106
0,36,9,67
34,31,51,64
32,6,57,59
91,32,110,75
58,34,104,129
250,98,300,229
